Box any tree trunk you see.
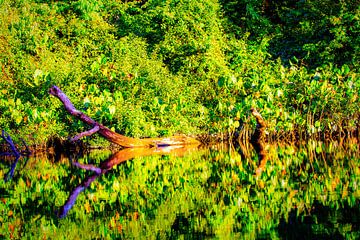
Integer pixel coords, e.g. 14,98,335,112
49,86,201,148
250,107,268,175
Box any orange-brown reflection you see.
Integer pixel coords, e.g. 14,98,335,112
58,145,200,218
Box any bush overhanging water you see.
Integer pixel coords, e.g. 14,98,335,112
0,0,359,144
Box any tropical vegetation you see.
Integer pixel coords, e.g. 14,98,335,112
0,0,359,144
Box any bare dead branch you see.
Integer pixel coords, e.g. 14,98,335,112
2,130,20,158
49,85,201,148
69,125,100,142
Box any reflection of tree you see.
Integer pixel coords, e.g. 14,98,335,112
201,140,359,238
58,145,200,218
250,108,268,176
0,130,31,182
2,139,358,238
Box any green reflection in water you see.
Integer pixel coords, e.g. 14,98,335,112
0,140,359,239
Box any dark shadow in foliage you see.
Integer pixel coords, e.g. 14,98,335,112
110,2,166,48
108,1,211,74
279,0,360,68
267,1,336,67
171,213,190,235
220,0,360,68
169,212,214,239
220,0,273,40
278,200,360,239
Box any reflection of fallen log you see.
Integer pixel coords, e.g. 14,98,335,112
49,85,201,148
58,144,199,218
58,173,97,218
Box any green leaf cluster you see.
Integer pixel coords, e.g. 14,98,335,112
0,0,359,143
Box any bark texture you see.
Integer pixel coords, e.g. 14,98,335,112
49,85,201,148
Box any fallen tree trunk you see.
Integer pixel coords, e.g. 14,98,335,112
49,85,201,148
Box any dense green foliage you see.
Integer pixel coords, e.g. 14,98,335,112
222,0,360,67
0,0,359,144
0,141,359,238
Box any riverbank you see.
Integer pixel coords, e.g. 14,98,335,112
0,0,359,147
1,128,358,157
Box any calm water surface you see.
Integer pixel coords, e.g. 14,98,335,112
1,140,359,239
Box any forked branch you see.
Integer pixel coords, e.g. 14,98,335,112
49,86,200,148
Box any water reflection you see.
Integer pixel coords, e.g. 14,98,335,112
59,145,201,218
0,139,359,239
0,130,31,182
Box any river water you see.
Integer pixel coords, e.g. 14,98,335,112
1,139,359,239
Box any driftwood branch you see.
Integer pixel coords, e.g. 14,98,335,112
69,125,100,142
49,85,200,148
